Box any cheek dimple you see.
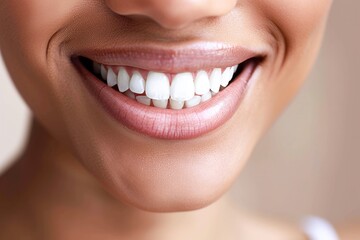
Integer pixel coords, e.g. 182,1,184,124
7,0,81,42
261,0,331,39
3,0,85,68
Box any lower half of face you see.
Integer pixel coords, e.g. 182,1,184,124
0,0,332,212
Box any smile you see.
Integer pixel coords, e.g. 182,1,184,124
84,60,239,109
73,43,263,139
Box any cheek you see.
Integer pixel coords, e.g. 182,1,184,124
1,0,80,63
254,0,332,136
259,0,332,43
0,1,82,133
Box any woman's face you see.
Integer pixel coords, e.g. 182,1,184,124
0,0,331,211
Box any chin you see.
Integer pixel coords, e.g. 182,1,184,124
109,170,233,213
79,141,248,213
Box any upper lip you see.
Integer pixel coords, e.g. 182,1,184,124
72,42,264,73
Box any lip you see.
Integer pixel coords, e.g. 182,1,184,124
72,42,262,73
72,43,261,140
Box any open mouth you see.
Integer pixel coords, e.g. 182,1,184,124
73,44,263,139
79,56,251,110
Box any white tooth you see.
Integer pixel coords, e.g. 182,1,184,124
146,72,170,100
221,67,233,87
93,62,101,74
153,99,168,109
130,71,145,94
101,65,107,80
185,96,201,108
117,67,130,93
124,90,135,99
171,72,195,101
194,70,210,95
107,68,117,87
232,65,238,73
136,96,151,106
211,91,218,97
170,99,184,110
201,91,212,102
209,68,222,93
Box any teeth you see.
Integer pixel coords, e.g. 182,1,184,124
146,72,170,100
171,72,195,101
95,62,240,110
185,96,201,108
221,67,233,87
209,68,222,93
107,68,117,87
101,65,107,80
129,71,145,94
170,99,185,110
201,91,212,102
194,70,211,95
232,65,238,73
117,67,130,93
136,96,151,106
153,99,168,109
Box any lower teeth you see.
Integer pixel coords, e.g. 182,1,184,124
127,91,215,109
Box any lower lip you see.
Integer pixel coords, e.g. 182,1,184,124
74,59,257,140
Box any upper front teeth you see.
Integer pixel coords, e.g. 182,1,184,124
94,62,238,110
171,72,195,101
146,72,170,100
194,70,211,95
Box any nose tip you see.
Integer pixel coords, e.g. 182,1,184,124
105,0,237,29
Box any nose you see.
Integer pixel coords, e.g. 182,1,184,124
104,0,237,29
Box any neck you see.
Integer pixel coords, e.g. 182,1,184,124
0,119,239,240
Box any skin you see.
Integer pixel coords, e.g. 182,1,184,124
0,0,334,239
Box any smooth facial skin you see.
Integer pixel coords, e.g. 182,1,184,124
0,0,332,213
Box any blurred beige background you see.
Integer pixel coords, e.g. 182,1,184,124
0,0,359,222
